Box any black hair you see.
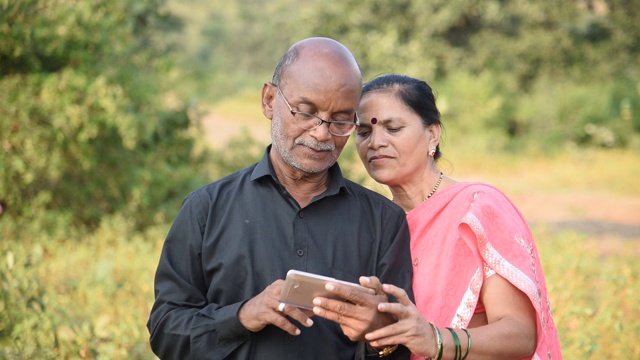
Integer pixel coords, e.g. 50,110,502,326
362,74,442,160
272,46,299,86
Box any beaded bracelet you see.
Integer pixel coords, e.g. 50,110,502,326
460,328,472,360
425,322,443,360
447,328,461,360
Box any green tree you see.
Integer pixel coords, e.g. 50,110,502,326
305,0,639,84
303,0,639,147
167,0,316,102
0,0,209,229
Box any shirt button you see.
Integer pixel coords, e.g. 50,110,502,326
297,249,304,256
288,335,297,342
298,211,304,218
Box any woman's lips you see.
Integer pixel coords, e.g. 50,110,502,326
369,154,393,164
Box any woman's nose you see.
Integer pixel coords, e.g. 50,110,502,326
369,128,387,148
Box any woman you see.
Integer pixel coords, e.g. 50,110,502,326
355,74,561,359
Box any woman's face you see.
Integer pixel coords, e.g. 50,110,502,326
355,91,432,187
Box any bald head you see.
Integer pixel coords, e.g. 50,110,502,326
272,37,361,86
262,37,362,176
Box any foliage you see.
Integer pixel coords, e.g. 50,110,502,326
1,214,163,359
432,70,640,151
170,0,640,150
539,230,640,358
207,128,265,179
165,0,315,102
2,198,639,358
299,0,640,150
305,0,639,84
339,135,370,186
1,1,639,358
0,0,210,229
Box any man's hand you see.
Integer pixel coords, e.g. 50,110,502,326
311,276,396,341
237,279,314,336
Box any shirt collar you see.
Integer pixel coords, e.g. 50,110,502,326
251,145,351,197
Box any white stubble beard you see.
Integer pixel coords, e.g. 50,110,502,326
271,114,339,174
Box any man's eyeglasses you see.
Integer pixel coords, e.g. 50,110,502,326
275,86,358,137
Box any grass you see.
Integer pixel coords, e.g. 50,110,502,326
2,130,639,359
2,211,638,359
443,144,640,196
538,228,640,358
210,87,265,124
1,215,165,359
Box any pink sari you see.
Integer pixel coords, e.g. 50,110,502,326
406,182,562,360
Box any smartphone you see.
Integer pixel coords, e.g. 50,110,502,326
278,269,376,310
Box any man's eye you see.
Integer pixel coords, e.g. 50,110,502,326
330,122,347,129
357,129,371,137
296,112,316,120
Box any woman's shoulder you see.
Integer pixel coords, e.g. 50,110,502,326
454,182,528,227
448,182,522,215
446,181,507,200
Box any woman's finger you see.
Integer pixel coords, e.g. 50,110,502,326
381,283,414,306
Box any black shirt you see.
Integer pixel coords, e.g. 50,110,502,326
147,146,413,359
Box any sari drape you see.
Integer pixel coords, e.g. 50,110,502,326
406,182,561,360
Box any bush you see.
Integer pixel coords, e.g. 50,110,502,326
0,214,163,359
537,228,640,358
0,0,210,229
2,213,639,358
432,70,640,153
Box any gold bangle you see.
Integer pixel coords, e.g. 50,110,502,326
425,321,443,360
378,344,399,357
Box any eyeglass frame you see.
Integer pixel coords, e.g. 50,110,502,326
273,84,359,137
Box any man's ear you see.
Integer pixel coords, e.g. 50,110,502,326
261,82,276,120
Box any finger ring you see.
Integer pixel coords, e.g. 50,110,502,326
277,302,286,312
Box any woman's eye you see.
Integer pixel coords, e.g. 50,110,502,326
388,127,402,133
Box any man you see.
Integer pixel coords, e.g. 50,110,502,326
147,37,413,359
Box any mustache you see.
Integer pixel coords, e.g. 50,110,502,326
295,138,335,151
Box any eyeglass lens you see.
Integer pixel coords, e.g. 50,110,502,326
277,86,355,136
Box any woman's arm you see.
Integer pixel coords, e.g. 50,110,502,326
364,276,537,360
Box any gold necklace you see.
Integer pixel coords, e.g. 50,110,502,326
392,172,444,212
425,172,444,200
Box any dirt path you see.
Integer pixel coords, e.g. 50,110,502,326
511,192,640,240
201,111,270,148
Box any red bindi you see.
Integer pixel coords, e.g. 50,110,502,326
371,117,378,125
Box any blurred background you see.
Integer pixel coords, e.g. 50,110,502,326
1,0,639,358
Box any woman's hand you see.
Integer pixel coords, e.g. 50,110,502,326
363,283,437,358
311,276,396,341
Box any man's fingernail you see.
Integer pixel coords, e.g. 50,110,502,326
313,298,321,306
295,329,301,335
306,318,314,326
326,283,334,291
